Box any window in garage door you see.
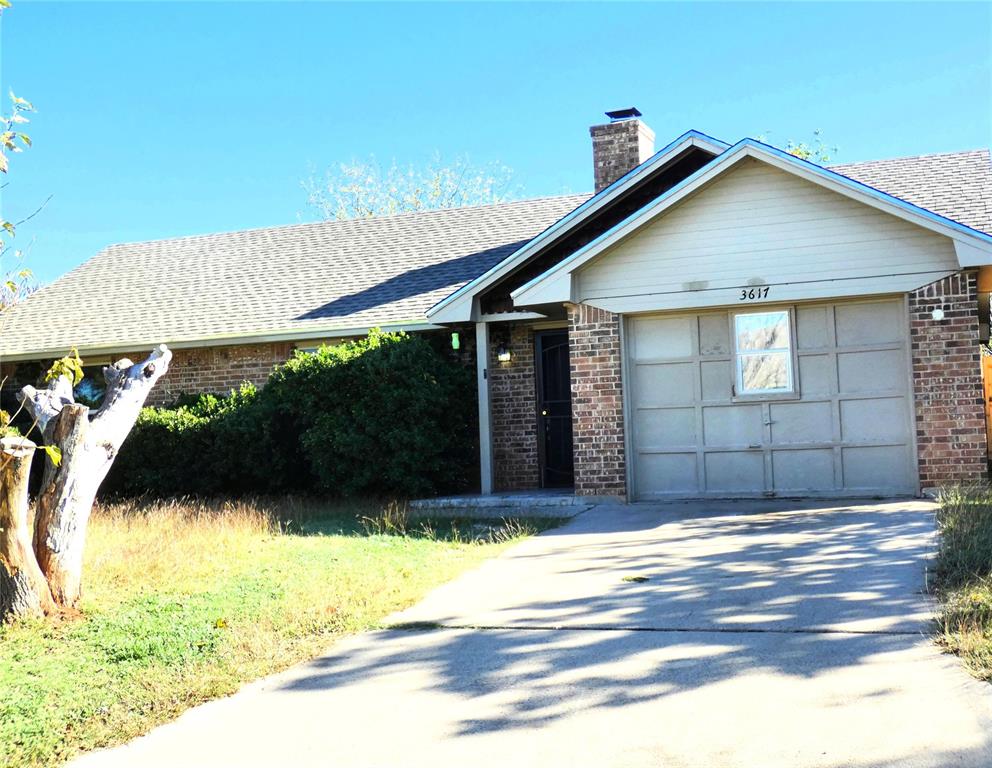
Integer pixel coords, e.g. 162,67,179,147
732,309,795,396
626,298,917,499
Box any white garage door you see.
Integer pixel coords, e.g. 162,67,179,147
627,298,917,499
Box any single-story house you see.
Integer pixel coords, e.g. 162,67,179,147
2,109,991,500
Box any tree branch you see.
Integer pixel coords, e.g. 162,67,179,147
17,375,75,433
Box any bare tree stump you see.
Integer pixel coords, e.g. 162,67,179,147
33,404,93,606
20,345,172,609
0,437,56,619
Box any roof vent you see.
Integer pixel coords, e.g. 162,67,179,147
605,107,642,122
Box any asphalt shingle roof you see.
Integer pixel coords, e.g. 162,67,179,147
830,149,992,235
1,147,990,360
0,195,588,358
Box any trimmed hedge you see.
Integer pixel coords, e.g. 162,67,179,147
104,330,478,498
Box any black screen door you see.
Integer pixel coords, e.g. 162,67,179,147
536,330,574,488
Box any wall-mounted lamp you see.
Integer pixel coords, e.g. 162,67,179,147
931,308,945,321
450,332,461,351
496,343,512,363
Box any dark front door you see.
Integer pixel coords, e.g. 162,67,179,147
536,330,574,488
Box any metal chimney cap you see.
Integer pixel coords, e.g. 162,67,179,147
605,107,642,122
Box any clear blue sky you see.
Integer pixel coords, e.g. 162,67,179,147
1,1,989,283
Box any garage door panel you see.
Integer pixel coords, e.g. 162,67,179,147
698,314,730,356
769,401,832,444
840,397,908,443
630,316,694,360
796,306,830,350
705,452,764,492
703,405,763,447
701,360,732,401
772,449,835,491
634,363,696,406
837,350,905,393
835,301,904,346
798,354,834,395
627,299,916,498
637,453,698,495
636,408,696,450
842,446,912,490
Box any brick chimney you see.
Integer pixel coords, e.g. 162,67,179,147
589,108,655,193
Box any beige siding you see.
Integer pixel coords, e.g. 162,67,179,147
577,158,959,314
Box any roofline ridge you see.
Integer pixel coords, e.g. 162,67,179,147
102,192,592,251
829,147,991,168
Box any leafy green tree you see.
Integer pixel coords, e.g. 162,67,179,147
757,129,838,164
0,86,37,311
786,130,838,164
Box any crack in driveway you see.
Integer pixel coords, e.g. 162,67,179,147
388,621,929,636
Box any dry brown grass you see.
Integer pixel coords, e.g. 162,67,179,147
935,486,992,680
85,497,286,600
3,496,558,767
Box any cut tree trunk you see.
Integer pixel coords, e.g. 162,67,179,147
33,404,95,606
19,345,172,609
0,437,56,619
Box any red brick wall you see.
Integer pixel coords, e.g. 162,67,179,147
2,342,300,409
910,271,988,489
489,324,540,491
567,303,627,499
146,342,296,405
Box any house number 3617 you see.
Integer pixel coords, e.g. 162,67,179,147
739,286,770,301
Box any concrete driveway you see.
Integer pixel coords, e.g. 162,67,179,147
72,500,992,768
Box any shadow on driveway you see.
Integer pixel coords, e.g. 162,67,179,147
72,500,992,768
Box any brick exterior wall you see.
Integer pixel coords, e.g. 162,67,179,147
567,303,627,499
489,323,540,491
147,342,296,405
910,271,988,489
589,118,655,193
1,341,302,409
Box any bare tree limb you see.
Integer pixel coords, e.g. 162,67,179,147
17,374,75,433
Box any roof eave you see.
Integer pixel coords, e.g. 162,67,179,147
511,139,992,306
425,129,730,323
0,320,446,363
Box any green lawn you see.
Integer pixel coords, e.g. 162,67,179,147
934,487,992,680
0,498,561,768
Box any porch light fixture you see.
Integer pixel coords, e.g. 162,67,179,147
450,332,460,350
496,343,512,363
931,308,945,321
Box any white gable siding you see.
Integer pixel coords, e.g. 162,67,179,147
576,157,959,314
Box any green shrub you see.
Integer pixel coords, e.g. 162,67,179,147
294,330,476,497
104,330,477,499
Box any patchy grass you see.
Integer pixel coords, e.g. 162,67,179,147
934,486,992,680
0,497,562,767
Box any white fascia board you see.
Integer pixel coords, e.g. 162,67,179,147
477,311,548,323
424,130,729,322
512,271,573,306
954,239,992,266
511,139,992,305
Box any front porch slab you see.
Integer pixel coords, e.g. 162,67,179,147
410,490,592,518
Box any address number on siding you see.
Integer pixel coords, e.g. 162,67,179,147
739,286,770,301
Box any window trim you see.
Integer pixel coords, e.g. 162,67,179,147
730,307,800,401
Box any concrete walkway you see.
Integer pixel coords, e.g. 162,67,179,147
72,500,992,768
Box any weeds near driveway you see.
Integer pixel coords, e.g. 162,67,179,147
934,486,992,680
0,496,562,768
